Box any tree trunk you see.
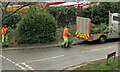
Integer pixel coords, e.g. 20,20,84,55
2,11,5,21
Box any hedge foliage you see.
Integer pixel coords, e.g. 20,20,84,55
78,2,120,25
17,7,57,44
45,7,77,27
3,14,21,28
45,2,119,27
90,23,107,34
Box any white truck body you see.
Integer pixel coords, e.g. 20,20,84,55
76,12,120,43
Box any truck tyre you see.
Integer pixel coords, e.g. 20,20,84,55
99,36,107,44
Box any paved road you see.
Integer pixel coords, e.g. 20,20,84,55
1,39,119,70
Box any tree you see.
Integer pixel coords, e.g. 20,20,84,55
0,2,36,21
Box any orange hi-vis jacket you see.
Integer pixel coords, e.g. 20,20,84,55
2,27,8,35
63,28,69,37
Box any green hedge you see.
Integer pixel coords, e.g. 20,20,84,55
45,2,119,27
45,7,77,27
3,14,21,29
17,7,57,44
78,2,120,25
90,23,107,34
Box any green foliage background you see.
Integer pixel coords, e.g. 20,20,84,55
3,14,21,28
78,2,120,25
90,23,107,34
17,7,57,44
45,2,119,28
45,7,77,27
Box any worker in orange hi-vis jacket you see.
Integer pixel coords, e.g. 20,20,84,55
2,25,8,45
61,26,70,48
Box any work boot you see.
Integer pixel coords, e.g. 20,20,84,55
68,45,71,48
64,45,68,48
61,45,64,48
5,45,8,47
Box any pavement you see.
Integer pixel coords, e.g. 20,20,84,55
1,39,119,71
2,39,84,51
2,41,59,51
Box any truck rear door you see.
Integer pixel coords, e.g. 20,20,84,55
76,16,91,39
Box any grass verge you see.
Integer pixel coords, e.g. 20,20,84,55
74,56,120,71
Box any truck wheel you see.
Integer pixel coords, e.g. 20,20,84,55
99,36,107,44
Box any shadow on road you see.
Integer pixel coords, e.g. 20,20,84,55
80,38,120,45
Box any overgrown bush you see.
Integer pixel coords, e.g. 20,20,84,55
45,7,77,27
90,23,107,34
3,14,21,28
17,7,57,44
7,28,19,46
79,2,120,25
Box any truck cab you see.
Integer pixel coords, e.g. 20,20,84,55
111,13,120,24
110,13,120,33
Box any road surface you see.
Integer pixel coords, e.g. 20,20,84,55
1,39,119,70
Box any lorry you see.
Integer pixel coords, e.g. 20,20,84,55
75,11,120,43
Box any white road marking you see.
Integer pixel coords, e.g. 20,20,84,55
15,63,19,66
21,67,26,70
18,55,64,64
12,62,15,64
81,46,117,53
0,55,26,70
2,56,6,59
51,55,64,59
21,63,34,70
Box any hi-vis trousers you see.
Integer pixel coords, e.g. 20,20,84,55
2,35,8,44
62,36,68,47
